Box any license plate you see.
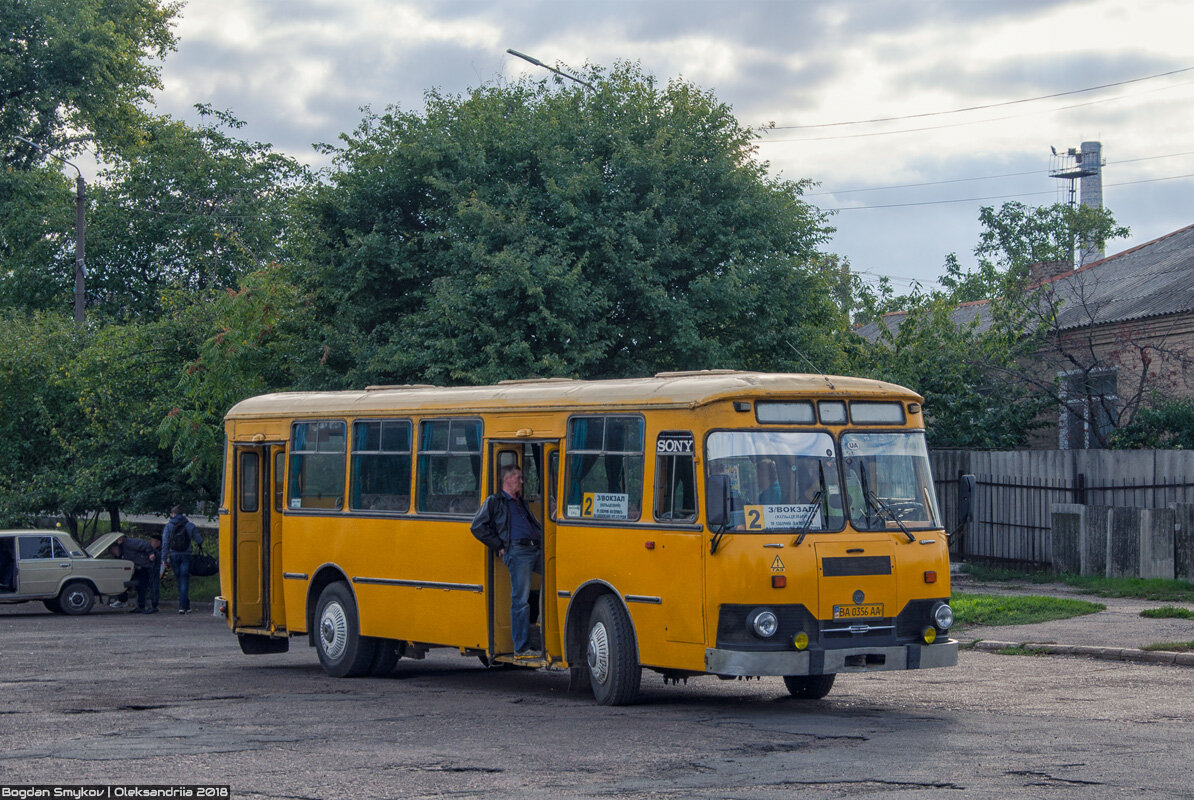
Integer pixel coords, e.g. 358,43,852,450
833,603,884,619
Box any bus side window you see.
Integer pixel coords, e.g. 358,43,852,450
564,416,645,521
350,419,412,512
288,420,347,511
654,432,696,522
417,419,482,515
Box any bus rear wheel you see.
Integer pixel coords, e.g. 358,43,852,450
314,583,376,678
586,595,641,706
783,673,836,699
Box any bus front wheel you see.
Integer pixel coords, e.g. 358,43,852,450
783,673,836,699
586,595,641,706
314,583,376,678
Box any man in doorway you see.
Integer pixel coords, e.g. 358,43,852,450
470,464,543,658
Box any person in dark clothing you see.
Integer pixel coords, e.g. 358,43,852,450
113,535,158,613
161,506,202,614
146,533,162,613
470,464,542,657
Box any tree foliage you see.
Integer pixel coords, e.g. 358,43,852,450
298,64,842,385
853,288,1047,449
86,107,309,320
160,264,344,496
940,201,1130,302
1109,396,1194,450
0,164,75,311
0,0,179,156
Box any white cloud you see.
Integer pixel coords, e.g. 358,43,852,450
152,0,1194,286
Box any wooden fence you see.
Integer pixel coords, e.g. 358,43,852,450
929,450,1194,568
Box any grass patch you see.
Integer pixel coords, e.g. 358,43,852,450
157,572,219,603
1140,606,1194,620
1142,641,1194,653
953,592,1104,627
961,564,1194,603
995,645,1052,656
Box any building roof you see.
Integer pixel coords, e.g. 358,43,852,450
225,371,918,420
856,222,1194,341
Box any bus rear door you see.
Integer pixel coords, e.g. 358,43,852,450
231,443,279,631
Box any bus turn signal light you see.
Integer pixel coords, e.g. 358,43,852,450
924,570,937,583
772,575,786,588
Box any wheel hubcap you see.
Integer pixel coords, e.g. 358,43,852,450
587,621,610,684
65,590,86,610
319,601,348,660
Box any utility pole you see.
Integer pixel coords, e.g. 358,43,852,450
16,136,87,324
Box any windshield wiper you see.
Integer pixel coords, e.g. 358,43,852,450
793,459,828,547
792,490,823,547
865,489,916,543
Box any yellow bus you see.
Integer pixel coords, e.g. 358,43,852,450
216,371,957,704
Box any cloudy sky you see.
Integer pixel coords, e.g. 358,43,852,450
153,0,1194,292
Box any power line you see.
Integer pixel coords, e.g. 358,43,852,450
821,173,1194,211
807,150,1194,197
767,65,1194,131
760,78,1194,143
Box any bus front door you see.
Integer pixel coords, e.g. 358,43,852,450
231,444,272,630
487,441,558,661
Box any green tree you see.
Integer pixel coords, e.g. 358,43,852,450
853,289,1047,449
1109,396,1194,450
86,107,309,320
1,0,179,155
0,312,84,528
67,317,199,528
160,264,344,497
941,201,1130,301
0,164,75,311
2,0,180,316
298,63,841,386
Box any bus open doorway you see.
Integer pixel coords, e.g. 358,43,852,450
485,440,560,667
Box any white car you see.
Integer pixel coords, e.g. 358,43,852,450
0,530,136,615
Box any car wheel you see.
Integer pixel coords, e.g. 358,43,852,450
783,673,836,699
57,581,96,616
314,582,376,678
586,595,641,706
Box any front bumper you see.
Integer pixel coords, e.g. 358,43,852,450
706,639,958,676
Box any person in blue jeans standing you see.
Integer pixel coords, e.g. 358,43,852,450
161,505,202,614
470,465,543,657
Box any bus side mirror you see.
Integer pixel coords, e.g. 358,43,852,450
706,474,731,529
956,474,975,527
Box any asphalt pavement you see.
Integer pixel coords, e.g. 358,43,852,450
952,565,1194,667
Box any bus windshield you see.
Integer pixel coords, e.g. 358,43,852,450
841,431,941,531
706,431,844,531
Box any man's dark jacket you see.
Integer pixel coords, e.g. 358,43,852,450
470,492,541,552
118,537,156,569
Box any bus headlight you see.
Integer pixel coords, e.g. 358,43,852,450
931,601,954,631
747,608,779,639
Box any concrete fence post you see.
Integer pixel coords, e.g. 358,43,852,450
1139,507,1176,580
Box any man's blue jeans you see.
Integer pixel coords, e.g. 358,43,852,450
502,543,542,652
170,553,192,611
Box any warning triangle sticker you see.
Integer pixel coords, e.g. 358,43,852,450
771,555,785,571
